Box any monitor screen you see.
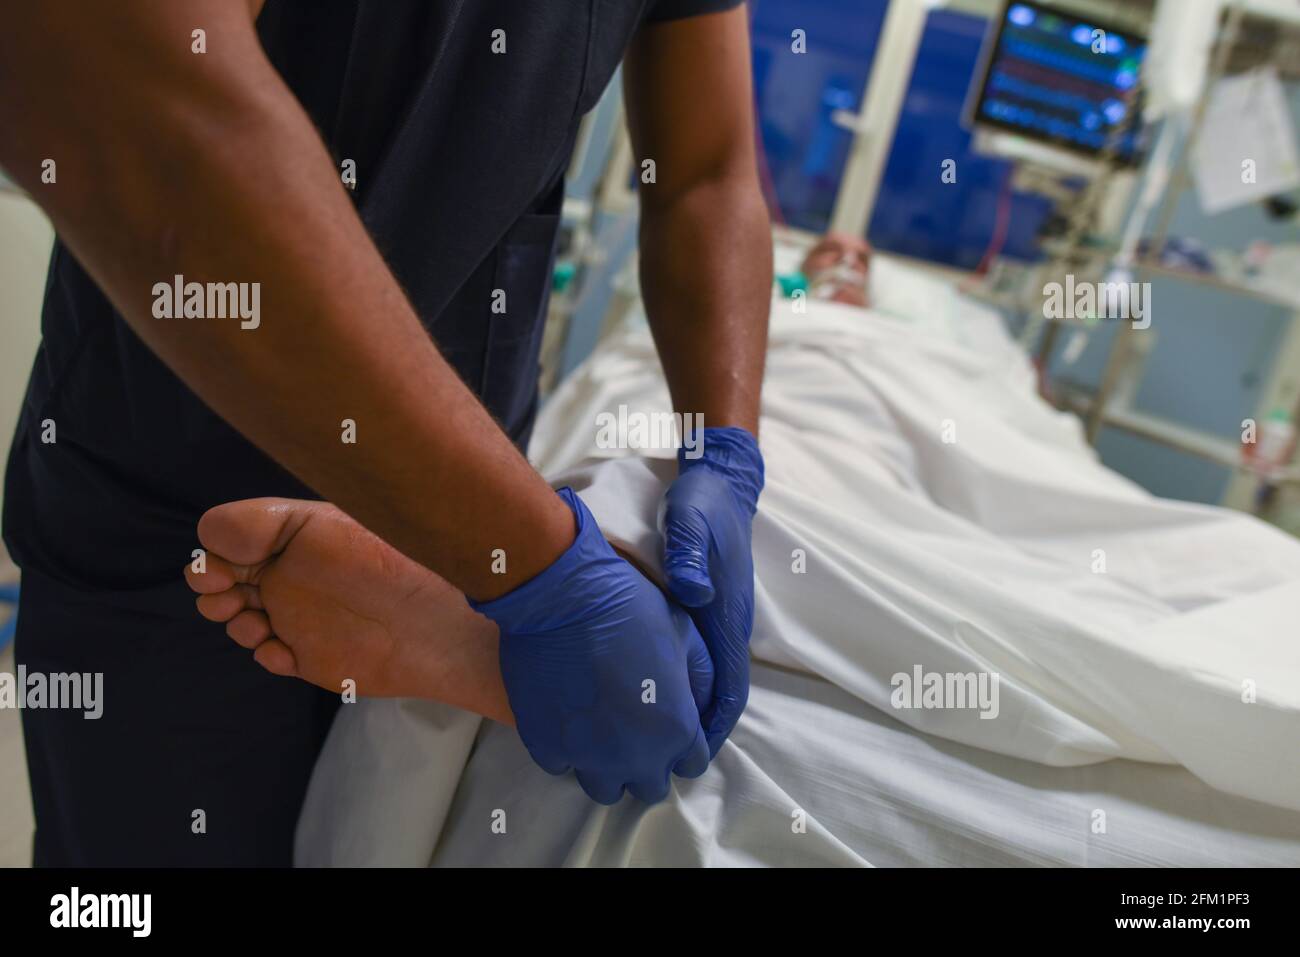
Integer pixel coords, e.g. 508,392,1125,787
971,2,1148,162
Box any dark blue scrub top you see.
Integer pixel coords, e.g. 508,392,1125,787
4,0,743,591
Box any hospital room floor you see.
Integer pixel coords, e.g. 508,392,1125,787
0,641,34,868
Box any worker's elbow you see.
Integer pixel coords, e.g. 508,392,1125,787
640,162,766,226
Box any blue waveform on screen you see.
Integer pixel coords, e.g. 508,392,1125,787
987,70,1126,121
980,97,1138,151
1000,35,1138,87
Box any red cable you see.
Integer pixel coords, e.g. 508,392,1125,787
973,165,1015,276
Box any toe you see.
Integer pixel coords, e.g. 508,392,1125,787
226,609,272,649
197,498,321,567
196,583,264,623
252,638,298,677
184,553,238,593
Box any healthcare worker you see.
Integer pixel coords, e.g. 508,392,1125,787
0,0,772,865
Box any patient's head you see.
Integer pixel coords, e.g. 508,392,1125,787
801,232,872,308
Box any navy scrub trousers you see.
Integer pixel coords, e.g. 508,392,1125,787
3,0,743,865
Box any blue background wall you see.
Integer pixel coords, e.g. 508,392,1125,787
750,0,885,232
869,8,1054,265
753,1,1051,266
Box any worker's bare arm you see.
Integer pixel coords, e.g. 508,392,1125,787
625,6,772,435
0,0,572,599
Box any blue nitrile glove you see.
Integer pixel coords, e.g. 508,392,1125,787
470,487,715,805
662,426,764,756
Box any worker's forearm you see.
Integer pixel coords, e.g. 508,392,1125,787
640,178,772,436
0,11,571,600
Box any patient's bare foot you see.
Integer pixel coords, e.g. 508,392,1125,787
184,498,512,723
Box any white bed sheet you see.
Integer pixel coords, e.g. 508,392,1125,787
297,261,1300,866
441,663,1300,867
298,667,1300,867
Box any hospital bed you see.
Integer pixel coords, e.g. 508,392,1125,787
296,251,1300,867
299,670,1300,867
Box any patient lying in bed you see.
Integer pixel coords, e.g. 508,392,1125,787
798,232,873,308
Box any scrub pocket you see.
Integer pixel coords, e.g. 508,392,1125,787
480,202,562,443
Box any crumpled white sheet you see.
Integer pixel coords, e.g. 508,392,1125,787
426,664,1300,867
297,277,1300,866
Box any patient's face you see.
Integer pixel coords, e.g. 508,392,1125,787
801,233,872,308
